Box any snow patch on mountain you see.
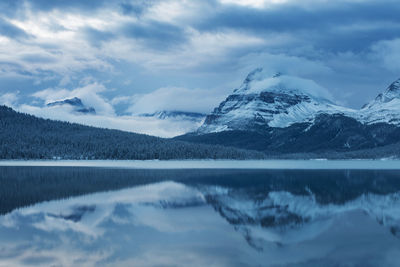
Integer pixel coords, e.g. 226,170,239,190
236,68,333,101
201,185,400,248
359,78,400,125
198,68,355,133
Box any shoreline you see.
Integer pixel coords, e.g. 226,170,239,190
1,159,400,169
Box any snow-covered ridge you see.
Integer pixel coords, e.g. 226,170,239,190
359,78,400,125
201,185,400,248
198,68,400,134
198,68,356,133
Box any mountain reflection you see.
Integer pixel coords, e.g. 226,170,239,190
2,167,400,214
1,167,400,266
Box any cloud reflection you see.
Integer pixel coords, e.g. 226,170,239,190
0,181,399,266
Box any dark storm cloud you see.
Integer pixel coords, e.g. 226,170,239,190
20,54,56,64
2,0,400,54
121,21,187,49
315,25,400,53
119,1,152,16
193,0,400,52
0,18,30,40
0,0,106,19
0,0,154,17
83,27,115,48
23,0,109,12
0,0,25,18
81,19,187,50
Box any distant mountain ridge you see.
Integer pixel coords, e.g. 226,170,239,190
176,68,400,157
47,97,96,114
139,110,206,121
3,67,400,159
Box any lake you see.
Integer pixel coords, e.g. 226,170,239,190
0,161,400,266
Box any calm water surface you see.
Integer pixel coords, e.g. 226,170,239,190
0,164,400,266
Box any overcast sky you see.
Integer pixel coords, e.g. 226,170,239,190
0,0,400,135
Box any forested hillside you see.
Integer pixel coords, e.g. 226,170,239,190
0,106,264,160
176,114,400,158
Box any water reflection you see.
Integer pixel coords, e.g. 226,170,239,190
0,167,400,266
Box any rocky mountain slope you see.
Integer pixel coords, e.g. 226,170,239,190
198,68,354,134
359,78,400,125
177,69,400,156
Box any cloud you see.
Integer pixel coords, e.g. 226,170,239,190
10,83,206,137
195,0,400,53
119,1,153,16
0,18,30,40
0,1,23,18
128,87,226,114
20,53,57,64
32,83,115,115
0,92,18,107
17,104,202,138
98,29,265,73
0,182,236,266
121,20,187,50
219,0,290,8
82,27,115,48
24,0,109,12
0,0,399,118
237,52,333,78
111,95,133,106
370,38,400,73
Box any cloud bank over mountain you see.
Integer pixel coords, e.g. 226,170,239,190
0,0,399,136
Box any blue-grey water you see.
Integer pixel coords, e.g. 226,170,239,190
1,163,400,266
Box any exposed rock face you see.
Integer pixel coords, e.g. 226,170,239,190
198,68,353,134
176,69,400,154
359,78,400,125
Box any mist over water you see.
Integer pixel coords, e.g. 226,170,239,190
1,166,400,266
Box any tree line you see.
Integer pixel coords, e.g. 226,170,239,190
0,106,264,160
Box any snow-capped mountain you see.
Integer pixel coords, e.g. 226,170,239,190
198,68,354,134
176,69,400,155
47,97,96,114
198,68,400,135
359,78,400,125
201,185,400,250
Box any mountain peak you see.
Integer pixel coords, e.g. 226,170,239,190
244,67,263,81
47,97,83,107
357,77,400,125
272,72,282,78
47,97,96,114
239,68,263,90
364,77,400,108
235,69,333,103
198,71,350,133
242,68,283,84
385,78,400,95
